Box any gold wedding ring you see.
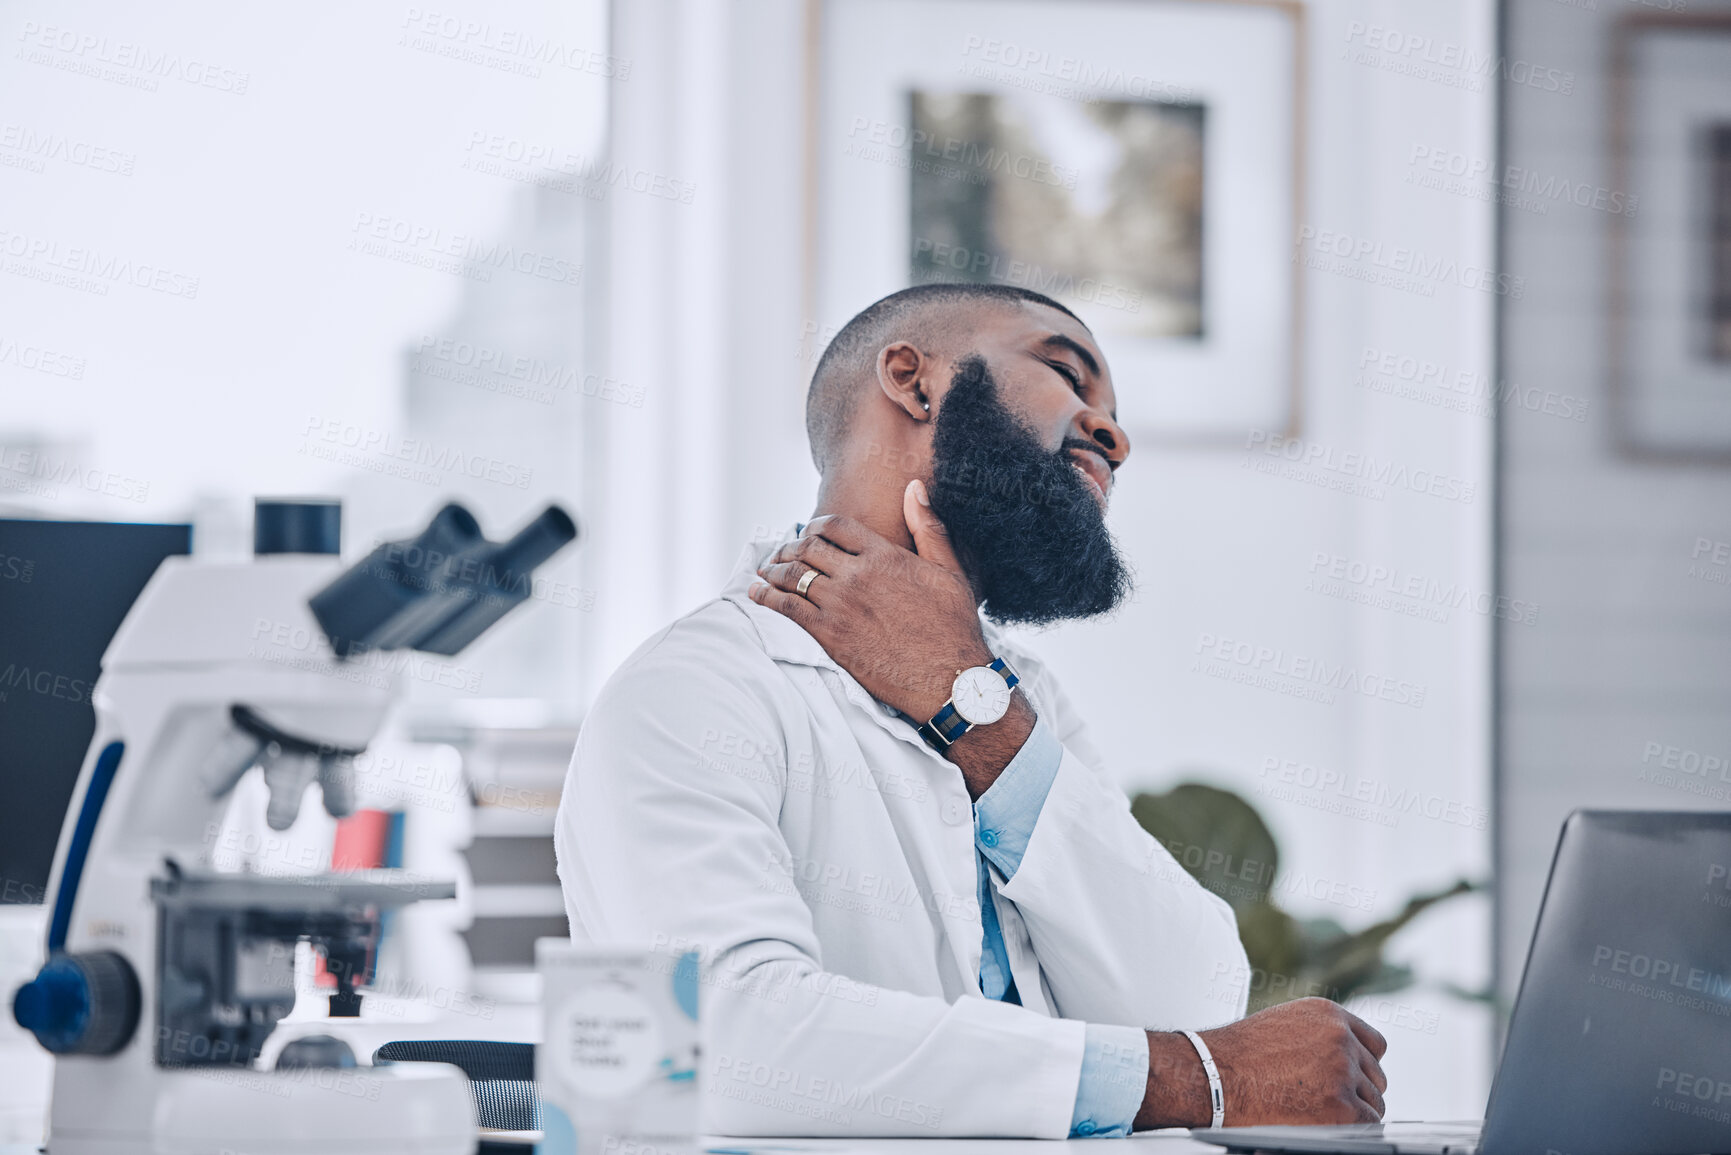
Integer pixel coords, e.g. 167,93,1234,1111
795,569,818,597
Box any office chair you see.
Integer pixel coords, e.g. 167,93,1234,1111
373,1039,539,1132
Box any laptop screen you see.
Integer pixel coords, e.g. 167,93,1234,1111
1483,810,1731,1155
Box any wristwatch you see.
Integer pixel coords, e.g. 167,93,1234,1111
916,657,1020,752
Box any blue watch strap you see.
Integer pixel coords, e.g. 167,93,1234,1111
917,703,969,751
932,702,968,741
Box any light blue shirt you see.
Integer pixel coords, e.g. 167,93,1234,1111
971,717,1149,1138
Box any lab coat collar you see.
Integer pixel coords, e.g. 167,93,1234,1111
720,526,837,671
719,525,1013,673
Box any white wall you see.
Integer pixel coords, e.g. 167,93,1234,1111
590,0,1496,1119
1498,0,1731,1007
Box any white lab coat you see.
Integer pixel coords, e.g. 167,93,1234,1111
555,532,1250,1138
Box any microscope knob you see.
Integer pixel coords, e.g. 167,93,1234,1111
12,951,140,1055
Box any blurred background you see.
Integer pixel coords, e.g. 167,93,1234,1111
1,0,1728,1135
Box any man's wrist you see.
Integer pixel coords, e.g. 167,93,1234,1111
946,693,1035,797
908,645,997,723
1134,1030,1216,1131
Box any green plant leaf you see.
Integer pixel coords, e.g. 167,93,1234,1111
1130,782,1280,919
1131,781,1484,1013
1305,879,1479,985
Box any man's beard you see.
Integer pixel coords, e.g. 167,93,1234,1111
926,354,1132,627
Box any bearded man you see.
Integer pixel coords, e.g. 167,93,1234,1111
555,284,1388,1138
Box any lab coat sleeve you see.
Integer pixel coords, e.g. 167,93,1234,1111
994,648,1252,1032
554,632,1088,1139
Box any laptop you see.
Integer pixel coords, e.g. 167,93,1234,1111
1193,810,1731,1155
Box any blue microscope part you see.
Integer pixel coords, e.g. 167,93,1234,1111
12,956,91,1052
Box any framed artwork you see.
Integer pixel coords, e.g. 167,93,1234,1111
1609,14,1731,463
808,0,1305,444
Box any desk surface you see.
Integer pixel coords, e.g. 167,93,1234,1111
0,1142,1218,1149
0,1141,1222,1155
701,1135,1224,1153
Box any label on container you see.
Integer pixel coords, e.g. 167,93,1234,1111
551,984,662,1098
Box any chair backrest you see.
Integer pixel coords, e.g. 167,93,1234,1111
374,1039,538,1131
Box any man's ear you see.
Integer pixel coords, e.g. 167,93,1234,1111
876,341,934,423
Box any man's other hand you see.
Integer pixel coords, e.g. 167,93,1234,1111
749,481,990,722
1137,998,1389,1130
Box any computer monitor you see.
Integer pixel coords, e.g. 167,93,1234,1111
0,518,192,904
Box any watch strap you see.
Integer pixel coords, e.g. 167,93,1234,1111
916,701,970,752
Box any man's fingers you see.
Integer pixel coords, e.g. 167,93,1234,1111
758,561,826,603
1345,1010,1388,1060
1356,1077,1386,1120
748,580,819,626
771,534,851,573
901,479,964,575
1356,1042,1389,1095
801,514,875,555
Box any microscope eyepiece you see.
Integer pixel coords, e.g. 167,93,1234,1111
491,505,578,576
308,502,579,659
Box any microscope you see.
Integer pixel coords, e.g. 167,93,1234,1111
10,499,576,1155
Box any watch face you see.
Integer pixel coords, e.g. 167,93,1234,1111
951,666,1011,725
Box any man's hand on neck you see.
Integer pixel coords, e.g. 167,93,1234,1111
808,456,921,556
749,480,1034,799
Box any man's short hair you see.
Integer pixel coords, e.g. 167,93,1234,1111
804,283,1083,472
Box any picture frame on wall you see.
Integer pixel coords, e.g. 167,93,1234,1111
1609,13,1731,464
807,0,1305,445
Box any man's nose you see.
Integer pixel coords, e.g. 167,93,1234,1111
1078,408,1129,468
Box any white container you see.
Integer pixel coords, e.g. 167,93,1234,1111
535,940,700,1155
